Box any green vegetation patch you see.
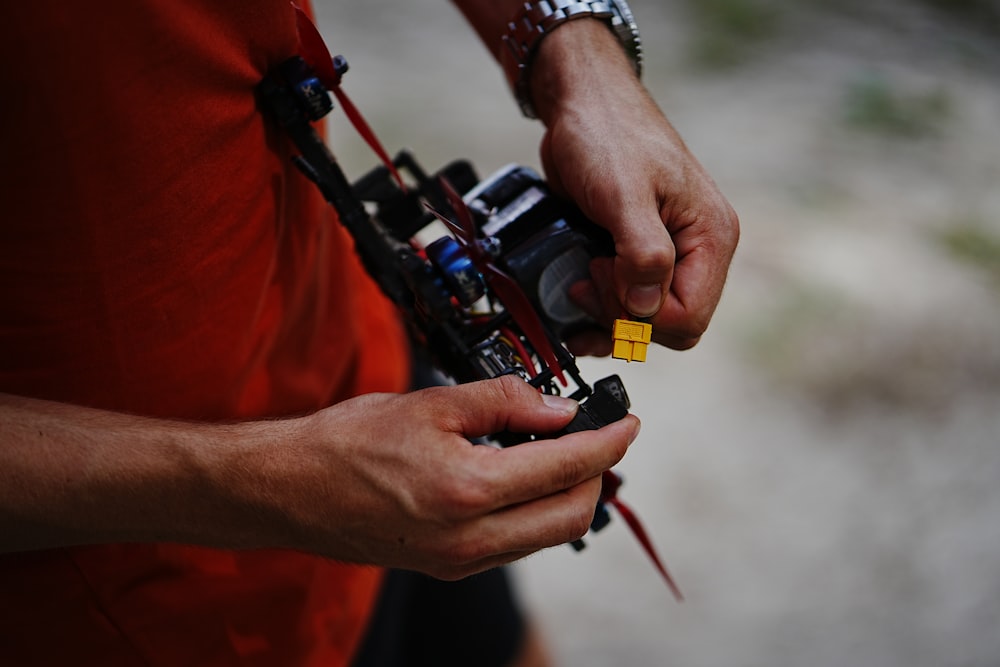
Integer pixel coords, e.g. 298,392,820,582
685,0,785,68
938,220,1000,284
841,72,952,138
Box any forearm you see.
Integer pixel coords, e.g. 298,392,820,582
451,0,643,123
0,375,638,578
0,392,294,553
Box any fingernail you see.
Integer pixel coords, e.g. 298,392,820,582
541,393,578,415
626,283,663,318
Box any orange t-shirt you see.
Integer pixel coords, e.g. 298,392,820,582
0,2,409,665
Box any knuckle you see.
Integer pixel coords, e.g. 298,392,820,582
564,477,604,541
428,568,467,582
424,558,469,582
666,334,702,351
675,315,711,342
430,535,489,572
438,459,496,518
451,540,490,567
491,374,530,404
410,385,454,422
726,206,741,241
703,200,740,255
624,243,675,275
442,478,490,518
719,199,740,232
566,502,596,542
550,451,589,491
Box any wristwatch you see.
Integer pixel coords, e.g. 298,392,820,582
500,0,642,119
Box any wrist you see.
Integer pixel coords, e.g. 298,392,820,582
500,0,642,120
207,415,321,551
528,18,641,125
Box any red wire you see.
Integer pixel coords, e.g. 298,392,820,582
500,326,538,378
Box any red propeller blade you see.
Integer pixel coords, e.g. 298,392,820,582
429,178,566,385
292,2,341,88
291,2,406,191
424,202,470,245
602,471,684,601
481,261,566,385
437,176,479,247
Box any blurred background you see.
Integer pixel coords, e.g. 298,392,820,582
317,1,1000,665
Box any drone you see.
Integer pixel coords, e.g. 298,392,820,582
256,5,681,600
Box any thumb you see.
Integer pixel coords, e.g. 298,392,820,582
612,209,675,318
438,376,579,438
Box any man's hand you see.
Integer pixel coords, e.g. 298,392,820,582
260,375,638,580
451,2,738,350
530,20,740,353
1,378,637,580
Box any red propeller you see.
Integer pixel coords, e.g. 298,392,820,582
425,177,567,385
292,2,406,191
602,471,684,601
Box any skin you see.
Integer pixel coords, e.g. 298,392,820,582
1,2,736,588
452,3,741,352
0,378,637,580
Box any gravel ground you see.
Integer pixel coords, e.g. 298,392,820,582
317,2,1000,665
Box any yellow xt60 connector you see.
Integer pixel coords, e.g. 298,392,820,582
611,319,652,363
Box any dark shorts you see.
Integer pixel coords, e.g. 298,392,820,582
350,567,526,667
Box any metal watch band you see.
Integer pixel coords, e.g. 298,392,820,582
500,0,643,119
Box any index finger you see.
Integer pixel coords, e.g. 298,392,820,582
472,415,640,511
650,204,740,348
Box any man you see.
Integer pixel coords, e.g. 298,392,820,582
0,1,738,665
